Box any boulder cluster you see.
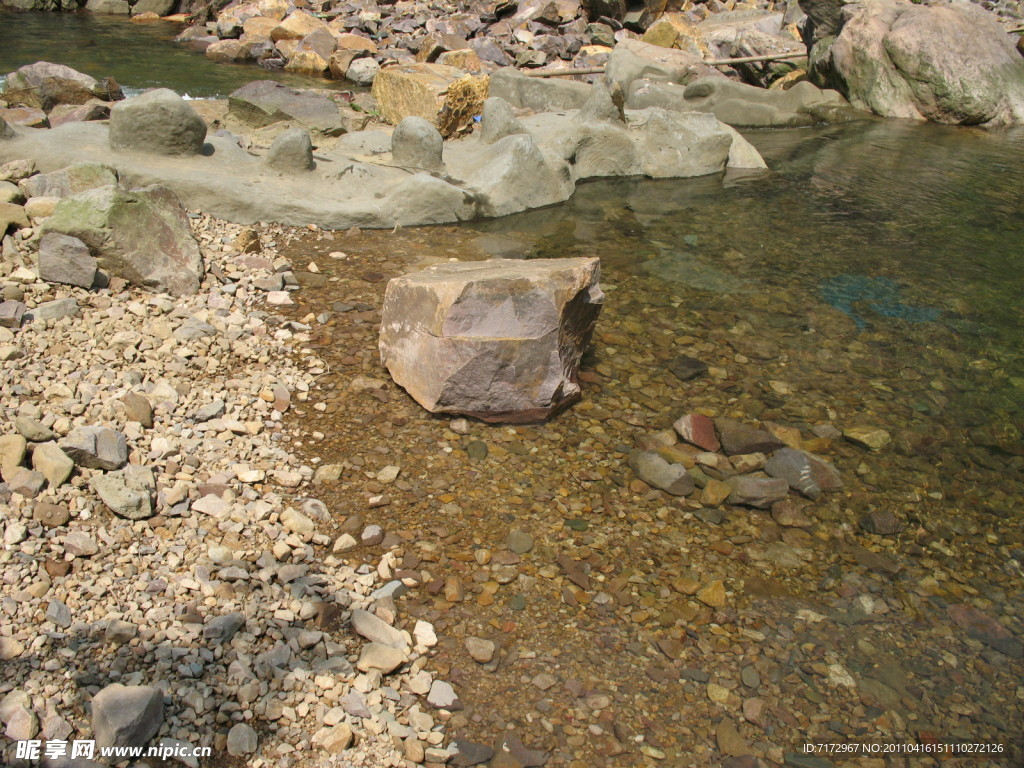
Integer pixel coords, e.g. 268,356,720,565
175,0,810,87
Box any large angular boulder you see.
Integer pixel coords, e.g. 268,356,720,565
91,684,163,748
379,258,604,423
488,68,592,112
38,232,98,288
109,88,208,156
41,185,203,296
604,39,721,93
2,61,123,112
228,80,344,135
809,0,1024,126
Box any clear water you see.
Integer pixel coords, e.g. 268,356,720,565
0,8,349,97
463,119,1024,431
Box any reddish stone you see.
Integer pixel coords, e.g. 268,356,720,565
673,412,719,451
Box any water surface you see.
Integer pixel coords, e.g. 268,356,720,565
0,8,348,97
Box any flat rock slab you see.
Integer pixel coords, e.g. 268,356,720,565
228,80,344,135
379,257,604,423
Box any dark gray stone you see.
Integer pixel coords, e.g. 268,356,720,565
480,97,526,145
109,88,207,156
726,475,789,509
228,80,344,135
60,426,128,470
265,128,314,172
38,232,97,289
91,684,163,748
391,116,444,171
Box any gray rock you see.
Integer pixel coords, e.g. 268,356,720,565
2,61,122,111
31,442,75,487
0,300,26,328
266,128,314,172
25,298,80,323
172,317,216,340
64,531,98,556
46,599,72,628
42,184,203,296
19,162,118,199
627,76,853,128
228,80,344,135
0,118,13,140
60,426,128,470
194,399,225,422
356,642,408,673
507,529,533,554
576,79,625,124
464,636,496,664
133,0,174,14
15,415,56,442
38,232,97,288
426,679,461,710
726,475,789,509
764,447,842,499
488,68,591,112
7,467,46,497
90,465,155,520
451,739,495,767
121,392,153,427
109,88,207,156
204,611,246,644
226,723,258,756
628,450,695,496
379,257,603,423
91,684,163,748
350,608,408,650
814,0,1024,126
346,58,380,86
0,180,21,203
104,619,138,644
605,38,720,94
715,418,784,456
4,704,38,741
391,116,444,172
480,97,526,145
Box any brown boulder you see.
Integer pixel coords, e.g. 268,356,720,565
379,258,604,423
2,61,123,112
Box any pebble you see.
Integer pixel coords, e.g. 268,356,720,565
464,636,496,664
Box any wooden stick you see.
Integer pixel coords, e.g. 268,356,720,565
521,67,606,77
705,51,806,66
520,51,807,77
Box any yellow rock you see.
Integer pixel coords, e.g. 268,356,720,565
243,16,278,40
205,39,247,63
285,50,329,75
371,62,470,127
641,14,710,58
271,10,329,42
696,579,727,608
257,0,288,21
334,33,378,53
437,49,485,73
700,479,731,507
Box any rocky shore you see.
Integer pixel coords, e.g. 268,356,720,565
0,196,475,767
